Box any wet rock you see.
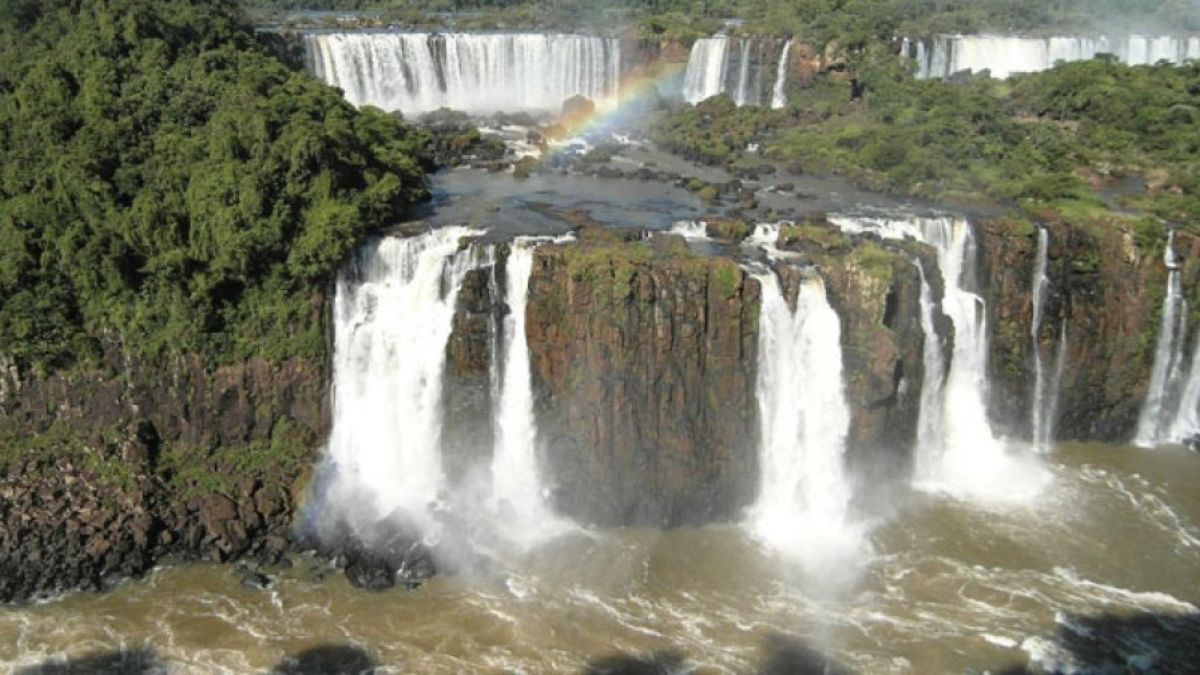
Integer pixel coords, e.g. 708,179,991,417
239,568,273,591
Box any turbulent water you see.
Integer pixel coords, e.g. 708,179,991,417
906,34,1200,79
303,32,621,113
751,270,863,575
682,36,787,107
5,444,1198,673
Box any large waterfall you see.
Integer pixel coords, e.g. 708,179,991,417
906,34,1200,79
1136,230,1197,447
321,228,481,538
490,239,568,545
303,32,621,114
682,37,788,107
832,216,1048,501
750,270,862,570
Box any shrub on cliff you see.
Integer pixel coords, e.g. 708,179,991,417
0,0,429,373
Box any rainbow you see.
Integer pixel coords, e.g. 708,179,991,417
537,61,688,160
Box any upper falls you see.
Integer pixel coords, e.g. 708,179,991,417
905,34,1200,79
683,37,791,107
303,32,621,114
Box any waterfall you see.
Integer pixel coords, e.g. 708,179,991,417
490,238,567,544
303,32,621,114
831,216,1049,501
683,37,730,104
771,39,793,109
1136,231,1191,446
1169,339,1200,444
734,39,753,106
1030,226,1055,451
322,227,481,538
670,221,709,239
750,270,863,570
915,261,946,470
913,34,1200,79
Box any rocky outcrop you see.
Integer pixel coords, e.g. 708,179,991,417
0,318,330,601
978,217,1200,442
526,229,761,526
776,223,946,484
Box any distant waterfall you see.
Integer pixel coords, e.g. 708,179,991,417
683,38,731,103
832,216,1048,501
683,37,778,106
771,40,793,109
1029,227,1060,451
1136,231,1192,446
751,270,862,568
669,221,709,239
323,227,481,537
490,238,568,544
906,34,1200,79
304,32,621,113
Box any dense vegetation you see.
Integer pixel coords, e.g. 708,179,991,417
0,0,429,373
650,52,1200,229
243,0,1200,36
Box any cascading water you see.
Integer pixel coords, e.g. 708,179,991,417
750,270,864,572
670,221,709,239
831,216,1049,501
320,227,481,540
1030,226,1057,451
490,238,568,545
734,39,753,106
1169,340,1200,444
771,39,793,109
1136,230,1192,446
915,261,946,467
683,37,730,104
303,32,621,113
910,34,1200,79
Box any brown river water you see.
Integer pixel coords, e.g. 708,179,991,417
3,443,1198,674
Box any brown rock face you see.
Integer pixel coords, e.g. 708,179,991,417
525,230,761,526
978,218,1200,442
0,305,330,600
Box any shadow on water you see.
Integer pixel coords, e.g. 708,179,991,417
16,644,378,675
16,649,160,674
991,611,1200,675
582,633,854,675
269,644,377,675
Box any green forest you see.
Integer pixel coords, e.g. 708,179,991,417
0,0,429,373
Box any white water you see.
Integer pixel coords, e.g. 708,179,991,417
1030,227,1055,451
1169,338,1200,444
751,271,864,572
1136,230,1192,446
304,32,621,114
915,262,946,470
771,39,793,109
490,239,568,546
322,227,481,539
683,37,731,104
669,220,710,239
831,216,1049,502
734,39,753,106
911,34,1200,79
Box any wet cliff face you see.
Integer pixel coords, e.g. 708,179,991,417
524,230,761,527
978,218,1200,442
775,224,946,490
